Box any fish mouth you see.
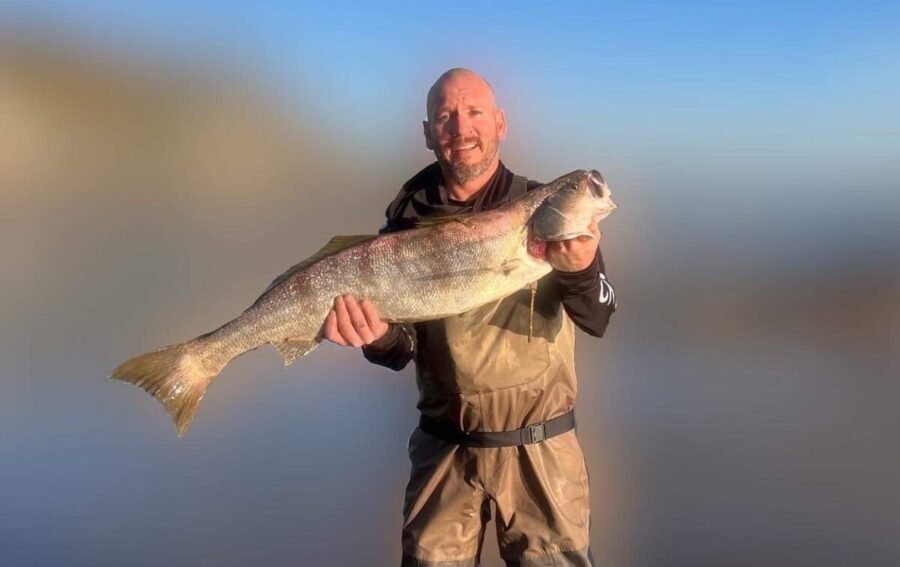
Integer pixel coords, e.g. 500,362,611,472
587,170,609,199
586,170,616,212
541,231,594,242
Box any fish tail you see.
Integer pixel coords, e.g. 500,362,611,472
109,340,218,437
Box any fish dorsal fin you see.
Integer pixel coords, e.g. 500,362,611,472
263,234,377,294
306,234,377,263
274,337,321,366
414,214,475,229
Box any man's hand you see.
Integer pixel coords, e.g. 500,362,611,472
546,217,602,272
324,294,390,347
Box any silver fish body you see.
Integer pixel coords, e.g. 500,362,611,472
110,169,616,436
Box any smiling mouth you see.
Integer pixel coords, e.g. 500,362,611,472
447,137,481,153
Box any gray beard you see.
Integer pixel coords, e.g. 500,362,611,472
447,158,493,184
440,141,498,185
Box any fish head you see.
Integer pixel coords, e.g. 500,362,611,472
530,169,617,242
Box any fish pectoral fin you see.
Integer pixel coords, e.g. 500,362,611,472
498,258,523,276
261,234,377,295
274,338,320,366
459,300,503,333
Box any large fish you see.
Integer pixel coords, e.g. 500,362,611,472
111,169,617,436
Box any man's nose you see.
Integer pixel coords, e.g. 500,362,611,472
450,113,473,136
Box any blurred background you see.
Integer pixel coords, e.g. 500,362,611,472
1,1,898,565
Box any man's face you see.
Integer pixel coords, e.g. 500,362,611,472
423,73,507,185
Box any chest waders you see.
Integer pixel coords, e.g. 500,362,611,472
399,174,595,567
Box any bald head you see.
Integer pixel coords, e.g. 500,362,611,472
426,68,498,120
422,68,507,190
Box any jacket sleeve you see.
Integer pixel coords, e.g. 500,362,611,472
362,322,417,371
554,248,617,337
361,204,418,371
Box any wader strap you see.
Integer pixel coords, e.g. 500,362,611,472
419,410,575,448
510,173,536,342
508,174,529,202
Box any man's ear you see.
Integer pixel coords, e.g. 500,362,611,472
496,108,508,142
423,120,434,150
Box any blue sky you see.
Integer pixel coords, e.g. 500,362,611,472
8,1,899,112
4,1,898,211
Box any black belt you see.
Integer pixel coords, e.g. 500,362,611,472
418,410,575,448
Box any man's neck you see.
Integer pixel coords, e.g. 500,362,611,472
440,160,501,202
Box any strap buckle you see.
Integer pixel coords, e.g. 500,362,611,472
525,422,546,444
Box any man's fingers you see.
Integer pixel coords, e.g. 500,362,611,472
325,295,389,347
335,296,365,347
360,299,389,341
342,294,376,344
360,299,385,329
324,310,348,346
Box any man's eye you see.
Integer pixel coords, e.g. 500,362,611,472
470,110,482,116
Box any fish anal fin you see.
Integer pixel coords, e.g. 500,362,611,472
262,234,377,294
274,337,320,366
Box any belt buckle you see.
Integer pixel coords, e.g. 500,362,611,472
526,422,546,444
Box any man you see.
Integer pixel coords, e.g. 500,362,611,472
324,68,616,567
